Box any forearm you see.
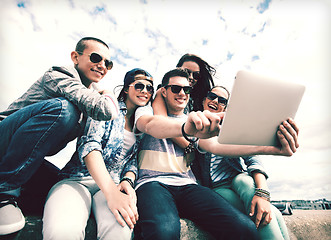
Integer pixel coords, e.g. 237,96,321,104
198,137,279,157
252,172,269,190
152,91,190,148
137,115,184,139
84,150,118,196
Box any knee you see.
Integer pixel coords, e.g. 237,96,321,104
232,173,255,193
41,98,80,129
55,98,80,128
239,219,259,240
136,216,180,240
223,219,259,240
43,222,85,240
98,222,132,240
153,221,180,240
233,173,254,187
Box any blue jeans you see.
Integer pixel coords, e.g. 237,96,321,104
230,173,290,240
0,98,80,195
134,182,259,240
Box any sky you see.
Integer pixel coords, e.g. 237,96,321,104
0,0,330,201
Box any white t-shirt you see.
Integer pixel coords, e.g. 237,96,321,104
118,129,136,160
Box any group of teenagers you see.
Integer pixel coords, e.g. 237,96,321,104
0,37,299,240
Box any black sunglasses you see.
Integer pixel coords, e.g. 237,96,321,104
185,68,201,80
207,91,228,106
164,85,192,94
129,82,154,94
77,51,113,70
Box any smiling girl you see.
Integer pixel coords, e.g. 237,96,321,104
42,68,154,240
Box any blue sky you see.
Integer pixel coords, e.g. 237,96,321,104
0,0,330,200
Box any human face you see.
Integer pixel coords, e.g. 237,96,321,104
203,87,229,113
126,79,153,109
72,40,111,87
162,76,190,115
181,61,200,87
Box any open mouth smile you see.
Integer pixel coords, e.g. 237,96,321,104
207,103,218,111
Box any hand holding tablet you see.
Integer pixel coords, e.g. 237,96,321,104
218,70,305,146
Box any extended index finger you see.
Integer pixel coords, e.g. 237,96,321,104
203,110,222,133
195,111,211,131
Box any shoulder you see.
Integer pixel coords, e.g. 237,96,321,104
46,65,79,79
133,105,153,134
135,105,153,118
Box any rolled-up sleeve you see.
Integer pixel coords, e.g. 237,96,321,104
78,117,106,161
244,156,269,179
122,155,138,179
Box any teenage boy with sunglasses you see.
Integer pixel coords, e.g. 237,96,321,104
133,68,260,239
0,37,119,235
133,68,300,239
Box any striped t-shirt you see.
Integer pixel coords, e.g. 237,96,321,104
134,105,197,189
210,154,240,185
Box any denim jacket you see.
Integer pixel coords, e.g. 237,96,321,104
60,101,139,184
191,152,268,188
0,65,118,121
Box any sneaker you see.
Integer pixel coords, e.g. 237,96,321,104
0,195,25,235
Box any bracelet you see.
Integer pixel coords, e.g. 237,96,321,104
181,123,199,143
254,188,271,202
254,192,271,202
120,177,134,188
184,142,196,155
255,188,270,195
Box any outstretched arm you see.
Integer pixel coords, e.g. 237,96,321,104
136,110,223,139
152,89,192,148
199,118,299,157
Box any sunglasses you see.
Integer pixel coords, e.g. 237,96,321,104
185,68,201,80
129,82,154,94
77,51,113,70
207,91,228,106
164,85,192,94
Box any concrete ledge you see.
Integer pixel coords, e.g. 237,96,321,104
179,219,213,240
1,217,212,240
283,210,331,240
1,210,330,240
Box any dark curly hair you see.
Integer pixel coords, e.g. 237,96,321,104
176,54,215,111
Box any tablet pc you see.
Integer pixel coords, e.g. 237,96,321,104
217,70,305,146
